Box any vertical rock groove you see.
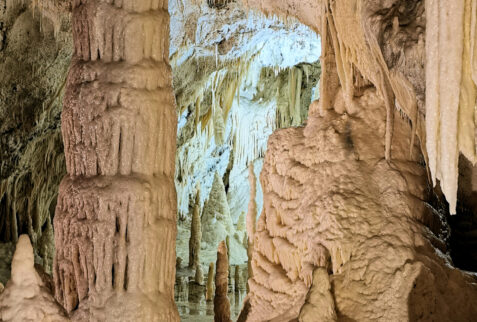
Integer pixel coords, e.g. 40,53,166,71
53,0,179,320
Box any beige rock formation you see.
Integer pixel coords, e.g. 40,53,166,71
426,0,477,214
0,235,68,322
214,241,232,322
189,186,202,269
299,268,337,322
206,262,215,301
238,1,477,321
246,87,477,321
53,0,179,320
195,264,204,285
234,265,242,291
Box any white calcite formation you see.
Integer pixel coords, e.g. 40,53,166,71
202,172,234,247
201,172,247,265
425,0,477,214
53,0,179,320
172,0,321,221
0,235,68,322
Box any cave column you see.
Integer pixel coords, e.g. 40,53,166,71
53,0,179,320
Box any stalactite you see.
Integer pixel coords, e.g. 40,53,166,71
246,163,257,292
206,262,215,301
0,107,66,272
288,67,297,122
53,0,179,320
189,186,202,269
214,241,231,322
293,68,303,126
319,2,340,113
426,0,477,214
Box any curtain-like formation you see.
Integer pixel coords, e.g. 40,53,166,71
426,0,477,214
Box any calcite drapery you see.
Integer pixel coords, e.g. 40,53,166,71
426,0,477,214
53,0,179,320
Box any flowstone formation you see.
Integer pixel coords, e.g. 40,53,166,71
240,0,477,321
53,0,179,320
246,88,477,321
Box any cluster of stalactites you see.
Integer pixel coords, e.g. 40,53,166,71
426,0,477,214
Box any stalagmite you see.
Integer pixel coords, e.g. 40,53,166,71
234,265,242,291
53,0,179,320
229,263,235,293
195,264,204,285
189,186,202,269
246,163,257,288
299,268,337,322
206,262,215,301
426,0,477,214
214,241,232,322
0,235,68,322
202,172,234,248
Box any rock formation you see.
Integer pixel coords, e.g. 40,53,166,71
426,0,477,214
299,268,337,322
206,262,215,301
0,235,68,322
52,0,179,320
2,0,477,321
0,0,71,274
214,241,232,322
201,172,234,249
246,163,257,289
189,186,202,269
246,87,477,321
195,264,205,286
239,0,477,320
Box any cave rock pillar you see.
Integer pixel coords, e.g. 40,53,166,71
53,0,179,320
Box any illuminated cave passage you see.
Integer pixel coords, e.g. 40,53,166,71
0,0,477,321
170,1,321,320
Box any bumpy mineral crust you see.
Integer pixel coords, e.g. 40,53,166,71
246,89,477,321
